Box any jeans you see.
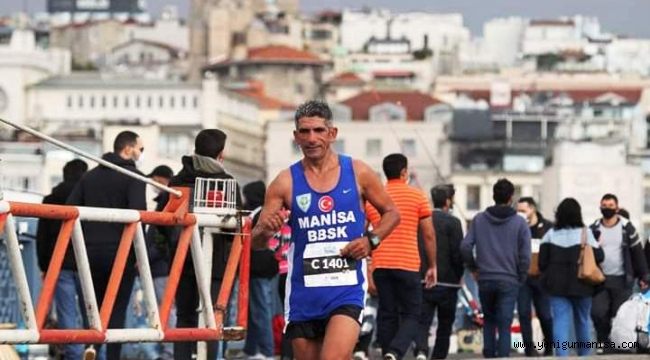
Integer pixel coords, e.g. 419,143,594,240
591,275,631,344
414,286,458,359
54,270,87,360
478,280,519,358
129,276,176,359
174,275,221,360
517,277,553,356
373,269,422,358
243,277,274,357
550,296,592,356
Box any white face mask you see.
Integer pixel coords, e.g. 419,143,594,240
135,152,145,168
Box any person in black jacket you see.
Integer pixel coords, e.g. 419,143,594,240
414,185,463,360
155,129,241,360
142,165,174,360
516,197,553,356
539,198,604,356
588,193,649,347
67,131,146,360
37,159,88,360
242,180,278,359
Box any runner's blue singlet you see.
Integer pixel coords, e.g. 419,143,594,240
285,154,367,322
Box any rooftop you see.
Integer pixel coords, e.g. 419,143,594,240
206,45,327,69
228,81,294,110
327,72,365,86
31,73,200,89
340,90,443,120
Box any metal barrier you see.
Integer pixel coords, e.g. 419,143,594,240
0,187,250,347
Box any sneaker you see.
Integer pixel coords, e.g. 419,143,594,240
384,353,397,360
83,347,96,360
416,352,427,360
353,351,368,360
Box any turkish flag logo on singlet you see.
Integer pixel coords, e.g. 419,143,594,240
318,195,334,213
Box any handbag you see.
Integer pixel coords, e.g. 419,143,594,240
577,227,605,285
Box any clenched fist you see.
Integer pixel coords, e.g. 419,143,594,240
340,237,371,260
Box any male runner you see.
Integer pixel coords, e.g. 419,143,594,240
252,100,400,360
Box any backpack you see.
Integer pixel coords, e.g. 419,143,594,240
610,291,650,350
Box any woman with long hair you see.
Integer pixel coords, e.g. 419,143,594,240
539,198,604,356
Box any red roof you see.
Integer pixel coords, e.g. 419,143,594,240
206,45,327,68
247,45,322,62
341,91,443,121
373,70,415,78
327,72,365,86
231,81,294,110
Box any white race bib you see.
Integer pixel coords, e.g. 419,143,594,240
302,241,358,287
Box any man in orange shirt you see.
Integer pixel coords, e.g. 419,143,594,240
367,153,437,360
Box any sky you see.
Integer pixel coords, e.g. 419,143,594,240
2,0,650,37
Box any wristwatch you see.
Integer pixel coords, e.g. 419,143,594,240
366,231,381,250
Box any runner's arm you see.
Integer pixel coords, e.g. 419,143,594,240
354,160,400,240
251,170,290,249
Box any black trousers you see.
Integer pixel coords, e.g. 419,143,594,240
174,275,222,360
374,268,422,358
414,286,458,359
591,275,632,343
87,262,136,360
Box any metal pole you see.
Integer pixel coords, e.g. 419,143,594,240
0,118,182,198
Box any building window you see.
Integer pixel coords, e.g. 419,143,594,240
124,96,129,108
193,96,199,108
66,95,72,108
334,140,345,153
89,96,95,108
113,96,119,108
147,96,152,108
159,132,192,158
401,139,416,157
135,96,141,108
370,103,407,122
101,96,107,108
169,96,175,108
366,139,382,157
78,95,84,108
466,185,481,211
181,95,186,108
159,96,164,108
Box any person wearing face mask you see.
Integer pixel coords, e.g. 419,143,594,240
67,130,146,360
515,197,553,357
589,193,650,350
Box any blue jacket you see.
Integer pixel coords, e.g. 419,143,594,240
461,205,531,284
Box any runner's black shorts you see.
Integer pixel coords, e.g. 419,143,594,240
285,304,363,340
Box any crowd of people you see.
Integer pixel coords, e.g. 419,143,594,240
34,100,650,360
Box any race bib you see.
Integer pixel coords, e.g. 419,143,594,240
303,241,358,287
531,238,541,254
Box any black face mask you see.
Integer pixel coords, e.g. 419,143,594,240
600,207,617,219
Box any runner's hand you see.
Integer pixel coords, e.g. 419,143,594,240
260,209,287,235
424,266,437,289
340,237,371,260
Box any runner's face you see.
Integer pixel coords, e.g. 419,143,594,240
294,116,337,160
